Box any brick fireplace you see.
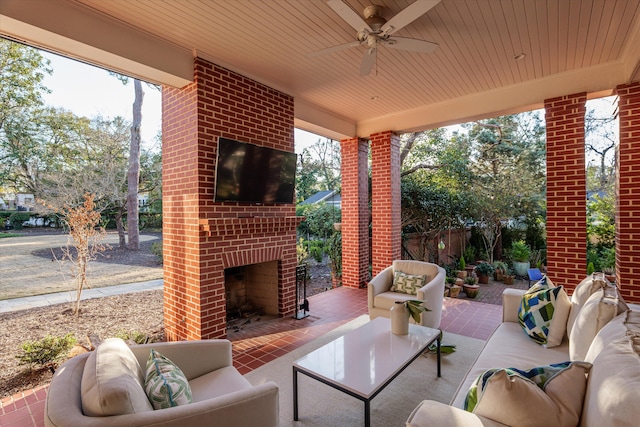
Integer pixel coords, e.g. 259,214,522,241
162,58,302,341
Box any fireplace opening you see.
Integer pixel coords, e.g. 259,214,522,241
225,260,279,327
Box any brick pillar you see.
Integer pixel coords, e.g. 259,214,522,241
370,131,401,276
544,93,587,294
162,58,297,341
340,137,369,288
615,82,640,304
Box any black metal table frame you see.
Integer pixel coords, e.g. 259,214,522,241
293,331,441,427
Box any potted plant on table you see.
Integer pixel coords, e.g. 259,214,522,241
390,300,430,335
456,255,467,279
475,262,495,284
446,275,461,298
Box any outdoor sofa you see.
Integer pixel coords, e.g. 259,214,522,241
368,260,446,329
44,339,279,427
406,273,640,426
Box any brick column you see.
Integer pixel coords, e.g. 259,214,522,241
340,137,369,288
370,131,401,276
615,82,640,304
162,58,297,341
544,93,587,294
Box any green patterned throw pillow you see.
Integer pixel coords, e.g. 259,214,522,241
391,271,427,295
144,349,193,409
464,361,592,427
517,277,571,347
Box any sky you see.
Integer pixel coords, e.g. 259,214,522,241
39,50,323,152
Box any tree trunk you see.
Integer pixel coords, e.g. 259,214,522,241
115,204,126,249
127,79,144,250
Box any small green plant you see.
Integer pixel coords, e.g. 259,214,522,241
16,333,77,370
464,276,477,285
405,300,431,323
458,255,466,271
445,276,456,285
296,238,309,265
327,231,342,278
115,330,157,345
150,241,163,264
511,240,532,262
474,261,495,276
587,261,595,275
493,261,508,274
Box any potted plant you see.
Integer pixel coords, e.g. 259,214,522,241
503,267,515,285
493,261,508,281
463,276,479,298
474,262,495,284
390,299,430,334
511,240,531,277
446,276,461,298
457,255,467,278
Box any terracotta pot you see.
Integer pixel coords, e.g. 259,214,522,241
457,270,467,279
478,273,490,284
449,285,461,298
463,284,480,298
503,275,515,285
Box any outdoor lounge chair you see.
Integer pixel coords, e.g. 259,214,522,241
527,267,543,285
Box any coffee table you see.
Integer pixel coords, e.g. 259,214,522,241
293,317,441,427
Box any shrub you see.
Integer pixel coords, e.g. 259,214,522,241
510,240,532,262
115,330,160,345
16,333,77,370
308,239,324,262
8,211,31,230
150,241,163,264
296,238,309,265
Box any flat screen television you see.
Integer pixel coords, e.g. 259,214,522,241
214,137,297,204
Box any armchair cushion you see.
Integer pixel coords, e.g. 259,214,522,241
391,271,427,295
80,338,153,416
145,349,193,409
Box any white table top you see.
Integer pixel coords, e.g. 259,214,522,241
293,317,440,399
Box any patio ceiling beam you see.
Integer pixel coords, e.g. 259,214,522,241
0,0,193,88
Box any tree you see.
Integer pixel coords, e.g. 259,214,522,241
51,193,108,315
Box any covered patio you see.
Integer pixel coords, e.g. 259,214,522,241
3,0,638,339
2,0,640,424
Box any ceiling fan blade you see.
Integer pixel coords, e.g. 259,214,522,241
307,41,361,58
327,0,372,32
385,37,439,53
360,47,377,76
381,0,441,36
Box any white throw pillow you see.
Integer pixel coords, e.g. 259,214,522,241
569,286,627,361
567,273,608,336
81,338,153,416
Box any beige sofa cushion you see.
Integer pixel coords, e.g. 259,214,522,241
580,310,640,427
569,286,626,361
567,273,608,336
467,362,591,427
81,338,153,416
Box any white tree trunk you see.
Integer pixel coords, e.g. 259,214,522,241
127,79,144,250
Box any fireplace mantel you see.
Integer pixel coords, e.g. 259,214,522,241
199,216,304,237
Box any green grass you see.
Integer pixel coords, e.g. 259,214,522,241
0,232,21,238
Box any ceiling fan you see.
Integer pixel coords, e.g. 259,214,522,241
308,0,441,76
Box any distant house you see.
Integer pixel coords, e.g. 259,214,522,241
15,193,35,211
299,190,341,208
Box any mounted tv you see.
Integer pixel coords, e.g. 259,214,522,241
214,137,297,204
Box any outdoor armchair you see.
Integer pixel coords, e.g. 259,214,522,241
368,260,445,329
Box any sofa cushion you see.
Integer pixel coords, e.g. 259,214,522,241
391,271,427,295
189,365,252,402
580,310,640,427
567,273,609,336
373,291,417,310
518,278,570,347
464,361,591,427
569,285,627,361
145,349,193,409
81,338,153,416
